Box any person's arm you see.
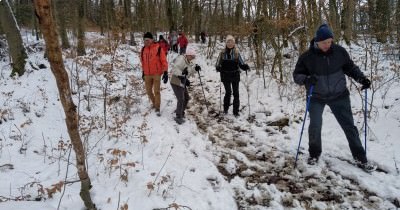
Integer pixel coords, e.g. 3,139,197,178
215,52,223,72
293,54,309,85
237,52,249,71
160,49,168,73
341,47,365,82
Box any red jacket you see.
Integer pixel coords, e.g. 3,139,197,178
177,34,188,48
140,43,168,75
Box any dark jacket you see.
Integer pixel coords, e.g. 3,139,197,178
293,40,366,101
216,47,246,82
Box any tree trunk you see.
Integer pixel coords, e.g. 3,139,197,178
55,0,70,49
0,0,27,76
32,1,96,209
342,0,354,45
77,0,86,55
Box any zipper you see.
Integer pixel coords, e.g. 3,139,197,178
326,56,331,96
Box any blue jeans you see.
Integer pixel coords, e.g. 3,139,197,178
308,95,367,162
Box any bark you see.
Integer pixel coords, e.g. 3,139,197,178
55,0,70,49
0,0,27,76
32,1,96,209
77,0,86,55
343,0,355,44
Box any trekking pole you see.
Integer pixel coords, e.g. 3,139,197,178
246,70,250,117
219,76,222,115
197,70,209,112
294,85,314,168
364,89,368,154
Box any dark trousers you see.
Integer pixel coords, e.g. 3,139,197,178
179,46,186,55
222,80,240,114
172,44,178,53
171,83,189,118
308,95,367,162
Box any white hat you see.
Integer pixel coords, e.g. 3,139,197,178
185,48,196,56
225,35,235,43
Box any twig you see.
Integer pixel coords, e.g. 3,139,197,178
117,191,121,210
394,156,400,175
57,145,72,210
148,146,174,197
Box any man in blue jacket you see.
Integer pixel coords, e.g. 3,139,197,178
293,24,375,171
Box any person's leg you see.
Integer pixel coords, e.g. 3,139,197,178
308,100,325,159
171,84,184,118
232,81,240,115
329,96,367,163
183,88,190,112
144,75,155,107
153,75,161,111
222,81,232,113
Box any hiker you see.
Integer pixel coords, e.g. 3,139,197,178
168,31,178,53
170,48,201,124
140,32,169,116
293,24,375,171
177,32,188,55
200,31,207,44
158,35,170,55
215,35,250,117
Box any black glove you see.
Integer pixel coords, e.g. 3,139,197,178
239,64,250,71
195,64,201,72
178,75,187,84
182,67,188,76
185,79,191,87
360,77,371,90
162,71,168,84
216,66,221,72
142,72,144,80
304,75,318,86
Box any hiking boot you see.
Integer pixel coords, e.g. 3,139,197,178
155,108,161,116
174,117,185,125
356,161,377,172
307,157,319,165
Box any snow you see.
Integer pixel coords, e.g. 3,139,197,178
0,31,399,210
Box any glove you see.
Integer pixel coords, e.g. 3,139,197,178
216,66,221,72
304,75,318,86
142,72,144,80
360,77,371,90
162,71,168,84
239,64,250,71
182,67,188,76
195,64,201,72
178,75,187,84
185,79,191,87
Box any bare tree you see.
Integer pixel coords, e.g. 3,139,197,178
32,0,96,209
0,0,27,76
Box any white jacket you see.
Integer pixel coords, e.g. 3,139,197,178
170,55,195,87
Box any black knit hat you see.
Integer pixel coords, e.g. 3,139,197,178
315,24,333,42
143,32,153,39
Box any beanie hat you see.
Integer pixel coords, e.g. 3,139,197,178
225,35,235,43
315,24,333,42
185,48,196,56
143,32,153,39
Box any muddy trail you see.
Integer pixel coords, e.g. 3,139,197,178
186,83,398,210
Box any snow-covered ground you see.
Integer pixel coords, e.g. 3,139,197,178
0,32,399,210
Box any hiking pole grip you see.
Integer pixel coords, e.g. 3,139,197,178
294,85,314,168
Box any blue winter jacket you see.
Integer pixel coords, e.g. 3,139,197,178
293,40,366,101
